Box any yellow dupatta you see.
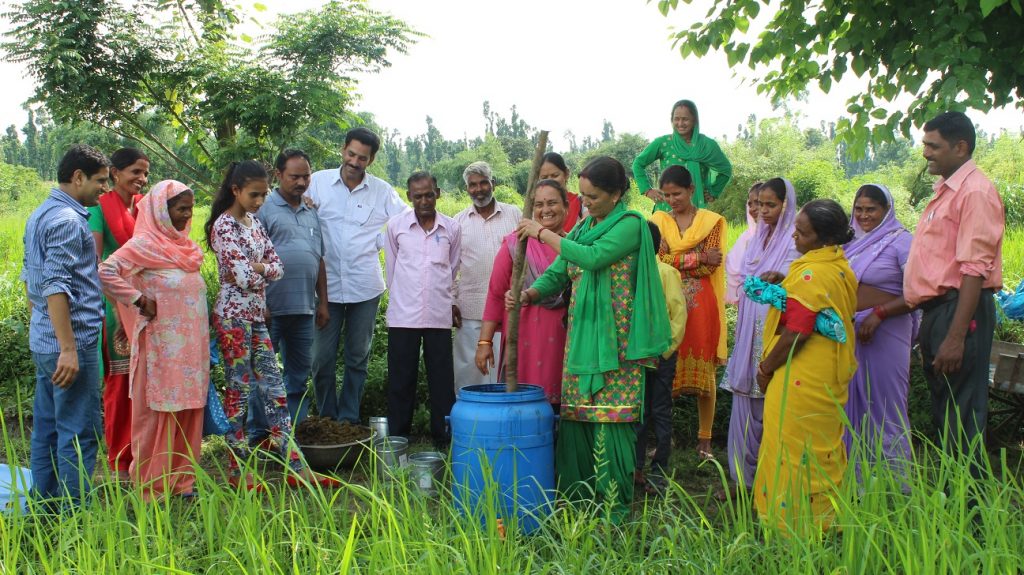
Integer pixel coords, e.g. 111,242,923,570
762,245,858,384
650,209,728,362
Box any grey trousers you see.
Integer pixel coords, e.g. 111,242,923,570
919,289,995,478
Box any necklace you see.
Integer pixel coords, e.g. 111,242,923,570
674,206,697,231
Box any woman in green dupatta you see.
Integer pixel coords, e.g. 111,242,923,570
632,99,732,212
515,156,672,522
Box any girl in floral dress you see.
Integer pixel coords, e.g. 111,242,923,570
205,160,335,489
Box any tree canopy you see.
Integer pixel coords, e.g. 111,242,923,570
2,0,418,186
655,0,1024,153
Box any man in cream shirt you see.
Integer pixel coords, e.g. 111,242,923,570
452,161,521,389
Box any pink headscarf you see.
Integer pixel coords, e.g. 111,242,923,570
116,180,204,273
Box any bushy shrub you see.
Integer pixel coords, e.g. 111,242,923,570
787,159,846,207
0,161,49,215
999,184,1024,227
0,307,33,417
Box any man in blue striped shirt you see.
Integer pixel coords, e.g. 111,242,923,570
21,144,109,508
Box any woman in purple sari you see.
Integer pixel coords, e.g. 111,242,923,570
843,184,915,477
722,177,799,489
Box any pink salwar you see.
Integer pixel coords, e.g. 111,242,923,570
130,369,204,500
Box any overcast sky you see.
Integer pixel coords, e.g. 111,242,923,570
1,0,1020,149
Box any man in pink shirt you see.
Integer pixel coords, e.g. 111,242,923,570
904,111,1004,474
384,171,462,447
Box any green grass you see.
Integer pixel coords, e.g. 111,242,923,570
1003,226,1024,288
0,410,1021,572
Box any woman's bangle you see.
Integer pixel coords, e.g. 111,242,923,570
757,363,772,377
536,229,546,244
477,340,492,347
872,305,888,320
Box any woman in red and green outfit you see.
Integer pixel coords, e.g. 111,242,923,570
89,147,150,478
515,156,671,522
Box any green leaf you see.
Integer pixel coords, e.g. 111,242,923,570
851,54,866,76
240,33,252,43
735,16,749,33
818,74,832,93
253,2,267,11
980,0,1007,16
870,107,887,119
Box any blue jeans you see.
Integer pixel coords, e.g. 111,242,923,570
248,314,315,440
311,297,380,423
30,344,101,507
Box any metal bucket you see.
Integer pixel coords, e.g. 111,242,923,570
408,451,445,495
368,417,389,441
373,436,409,481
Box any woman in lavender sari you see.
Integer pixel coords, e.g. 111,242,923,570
843,184,915,477
722,177,799,489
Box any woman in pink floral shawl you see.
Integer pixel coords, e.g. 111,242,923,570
99,180,209,500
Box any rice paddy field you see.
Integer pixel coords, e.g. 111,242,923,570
0,187,1022,573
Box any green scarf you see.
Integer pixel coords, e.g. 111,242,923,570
670,122,722,205
564,203,672,399
647,117,732,213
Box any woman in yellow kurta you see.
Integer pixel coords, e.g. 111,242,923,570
650,165,727,459
752,199,858,535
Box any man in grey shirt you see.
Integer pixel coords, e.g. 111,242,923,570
248,149,328,441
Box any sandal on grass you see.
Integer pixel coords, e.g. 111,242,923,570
228,475,265,493
643,474,669,496
285,472,343,489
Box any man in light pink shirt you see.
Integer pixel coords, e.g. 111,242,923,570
904,111,1004,474
453,161,522,389
384,171,461,447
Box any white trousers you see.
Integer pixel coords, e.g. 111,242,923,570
453,319,501,390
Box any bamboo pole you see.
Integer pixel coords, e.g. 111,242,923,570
504,130,549,392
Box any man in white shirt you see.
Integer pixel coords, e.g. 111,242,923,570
306,127,409,423
452,161,522,389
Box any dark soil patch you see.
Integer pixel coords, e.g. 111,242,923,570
295,416,372,446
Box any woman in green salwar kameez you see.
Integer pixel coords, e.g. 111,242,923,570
632,99,732,213
515,156,672,522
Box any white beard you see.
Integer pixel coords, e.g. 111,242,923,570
472,194,494,209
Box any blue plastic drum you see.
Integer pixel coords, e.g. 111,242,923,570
450,384,555,533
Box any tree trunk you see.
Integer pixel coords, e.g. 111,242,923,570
504,130,548,392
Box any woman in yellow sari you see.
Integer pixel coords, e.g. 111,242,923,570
649,165,727,459
752,199,858,535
